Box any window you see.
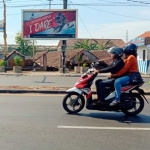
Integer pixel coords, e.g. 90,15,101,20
143,50,146,61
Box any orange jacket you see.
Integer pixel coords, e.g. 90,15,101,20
116,55,139,76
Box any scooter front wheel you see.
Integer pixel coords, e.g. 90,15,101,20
62,92,85,114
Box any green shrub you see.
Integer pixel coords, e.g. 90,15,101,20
83,63,87,67
0,60,5,66
14,56,23,66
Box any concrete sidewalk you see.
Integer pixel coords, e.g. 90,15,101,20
0,71,110,77
0,71,150,78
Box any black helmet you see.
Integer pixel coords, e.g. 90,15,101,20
58,12,62,16
107,47,123,58
123,43,137,55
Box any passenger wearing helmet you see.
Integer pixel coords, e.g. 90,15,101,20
93,46,124,104
110,43,143,106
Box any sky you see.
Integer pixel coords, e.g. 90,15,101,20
0,0,150,46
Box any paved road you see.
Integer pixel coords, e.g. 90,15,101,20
0,75,149,89
0,94,150,150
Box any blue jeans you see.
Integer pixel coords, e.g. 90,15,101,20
114,76,130,101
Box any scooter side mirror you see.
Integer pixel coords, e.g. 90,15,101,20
90,63,94,67
90,62,99,68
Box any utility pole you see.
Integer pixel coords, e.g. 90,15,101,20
48,0,53,9
62,0,67,74
3,0,7,73
32,40,36,71
33,40,35,62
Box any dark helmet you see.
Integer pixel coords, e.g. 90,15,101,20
123,43,137,55
58,12,62,16
107,46,123,58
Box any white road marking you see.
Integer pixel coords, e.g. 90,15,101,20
57,126,150,131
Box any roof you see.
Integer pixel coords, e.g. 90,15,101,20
90,50,111,60
6,50,25,60
35,51,61,67
122,31,150,47
46,51,61,68
36,50,83,68
90,50,112,65
65,49,84,61
35,49,111,68
137,31,150,38
58,38,125,48
33,51,48,61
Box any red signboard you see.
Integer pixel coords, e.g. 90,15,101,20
22,10,77,39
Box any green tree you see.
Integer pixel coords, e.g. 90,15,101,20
74,39,90,49
73,39,110,50
14,56,23,66
15,33,36,56
0,60,5,66
74,39,99,50
94,39,111,50
76,51,85,66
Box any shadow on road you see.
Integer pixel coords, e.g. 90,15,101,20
77,112,150,124
34,76,55,84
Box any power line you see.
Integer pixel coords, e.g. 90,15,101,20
0,0,48,44
1,4,150,7
126,0,150,4
6,0,61,16
2,0,150,6
70,1,94,39
0,0,62,8
98,0,130,4
66,1,150,21
2,2,150,8
80,5,150,21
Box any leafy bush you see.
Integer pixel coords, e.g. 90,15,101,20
14,56,23,66
83,63,87,67
0,60,5,66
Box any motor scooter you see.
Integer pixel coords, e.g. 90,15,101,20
62,62,149,116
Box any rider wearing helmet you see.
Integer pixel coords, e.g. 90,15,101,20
110,43,143,106
123,43,137,56
99,46,124,73
93,46,124,105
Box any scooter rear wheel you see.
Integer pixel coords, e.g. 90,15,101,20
62,92,85,114
122,93,144,116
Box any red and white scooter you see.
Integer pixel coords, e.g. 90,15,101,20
62,62,148,116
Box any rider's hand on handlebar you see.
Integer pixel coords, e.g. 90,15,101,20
94,69,99,74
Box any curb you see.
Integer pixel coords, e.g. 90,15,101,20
0,90,150,95
0,90,65,94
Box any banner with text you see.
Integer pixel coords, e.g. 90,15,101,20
22,10,78,40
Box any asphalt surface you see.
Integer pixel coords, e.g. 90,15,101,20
0,94,150,150
0,75,149,89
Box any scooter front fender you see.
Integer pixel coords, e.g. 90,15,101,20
66,87,82,95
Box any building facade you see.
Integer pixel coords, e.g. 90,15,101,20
128,32,150,74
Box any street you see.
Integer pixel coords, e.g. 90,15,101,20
0,94,150,150
0,75,149,89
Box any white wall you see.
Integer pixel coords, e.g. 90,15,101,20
137,45,148,60
147,48,150,60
